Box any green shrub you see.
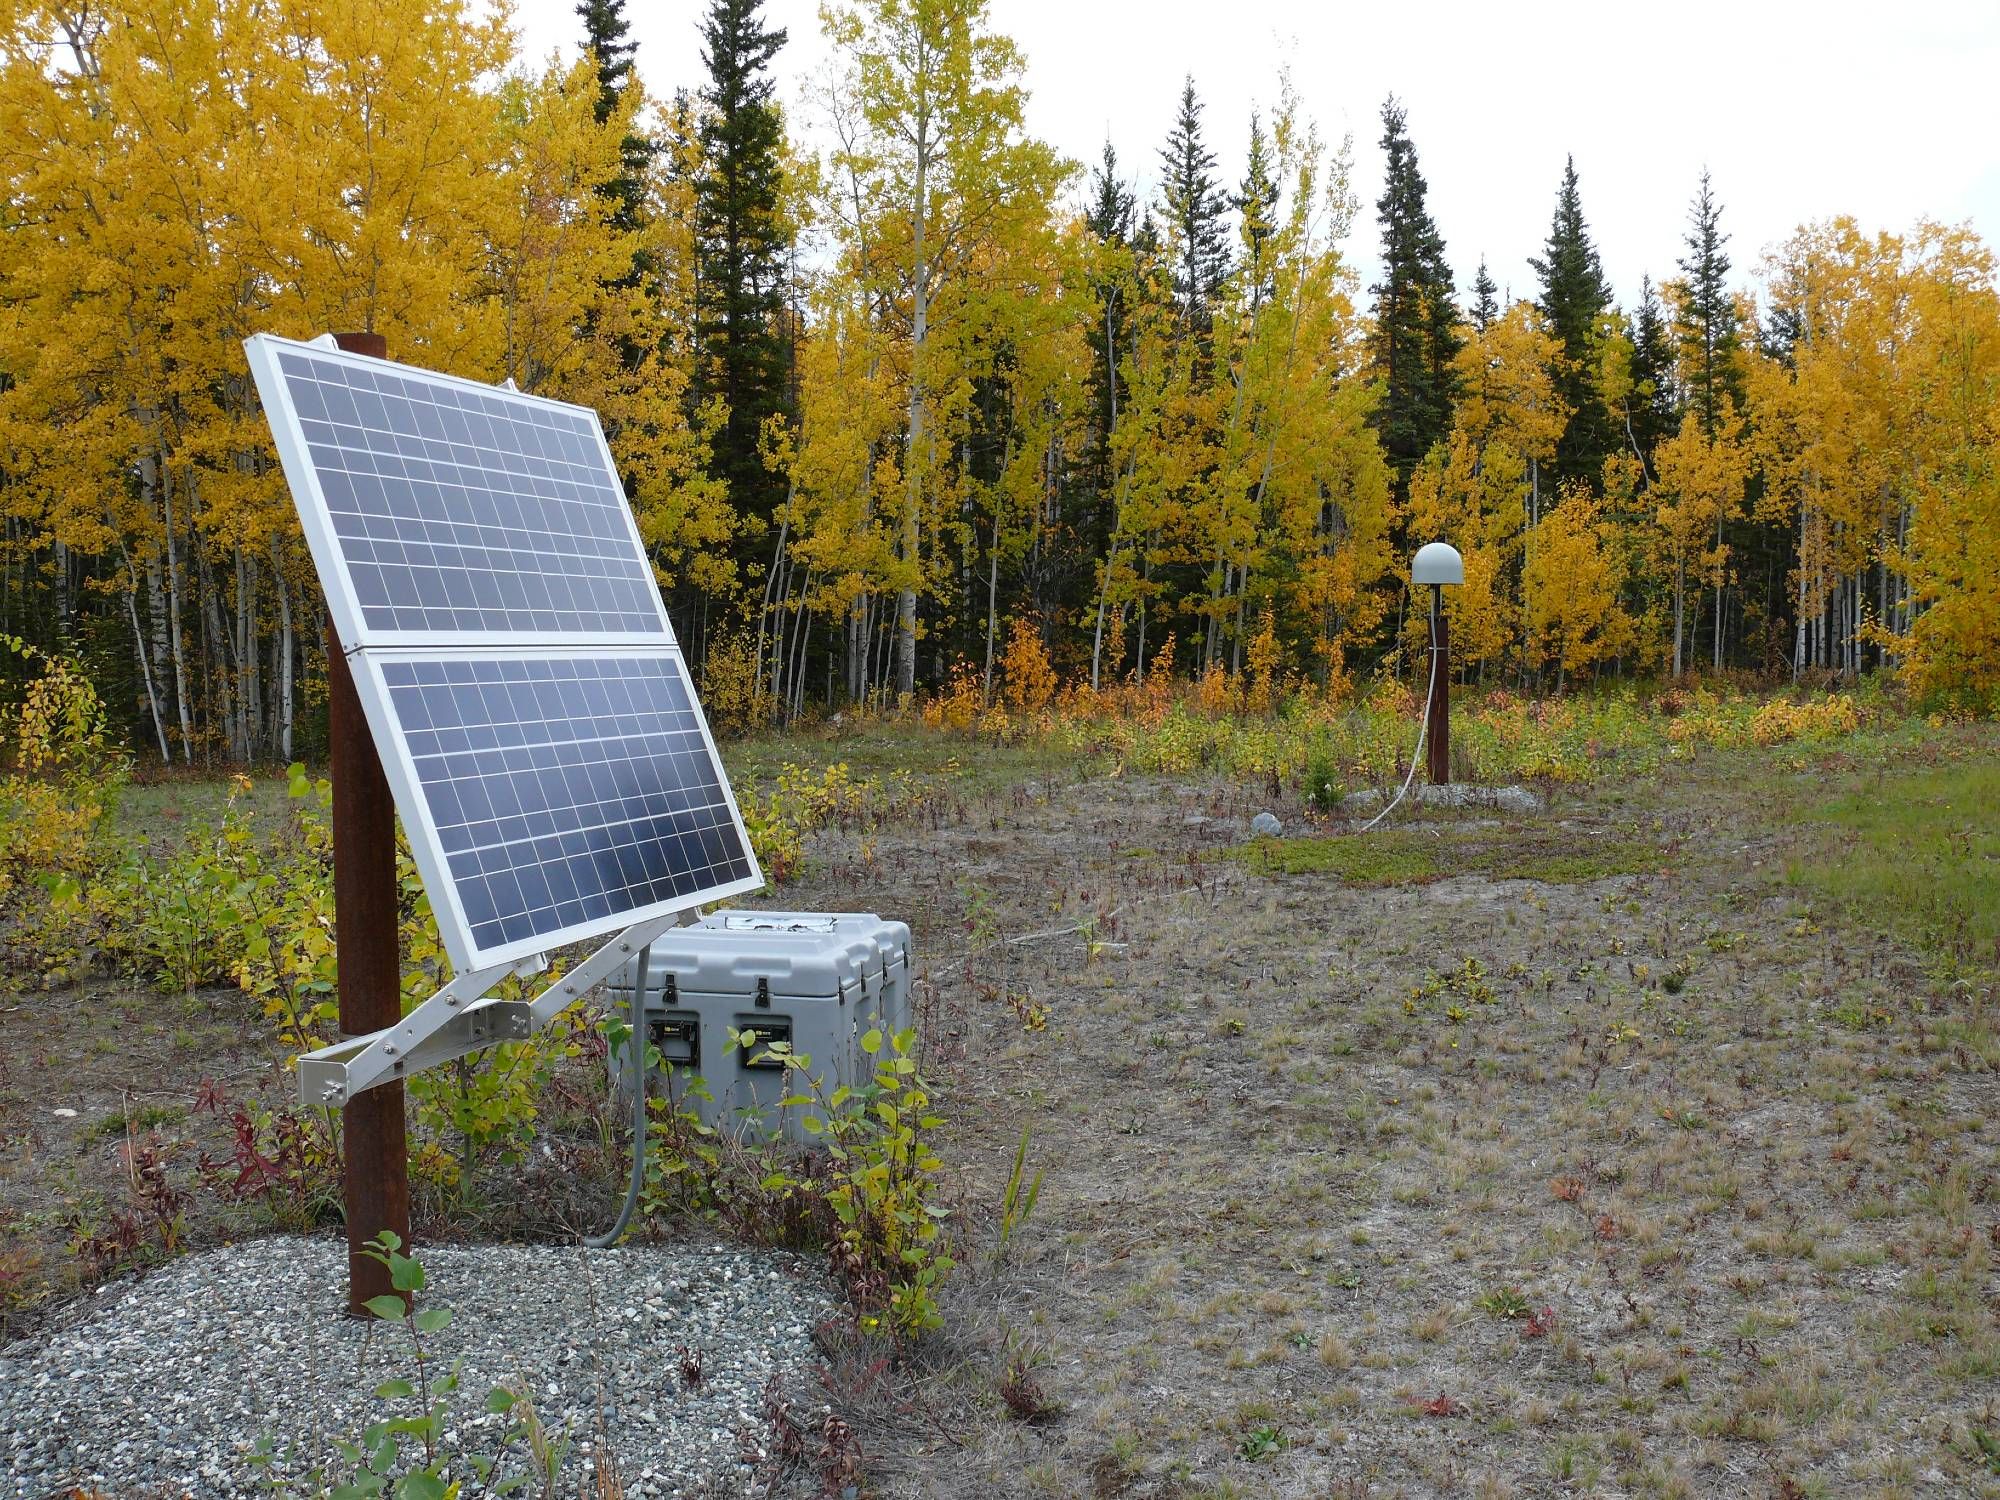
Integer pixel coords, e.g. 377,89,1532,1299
1302,743,1345,813
636,1023,957,1341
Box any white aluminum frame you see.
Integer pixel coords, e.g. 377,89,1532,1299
355,643,765,972
244,331,768,1097
298,911,690,1106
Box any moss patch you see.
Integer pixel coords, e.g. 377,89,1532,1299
1235,832,1444,884
1234,830,1661,887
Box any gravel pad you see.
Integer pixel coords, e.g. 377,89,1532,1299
1,1235,835,1498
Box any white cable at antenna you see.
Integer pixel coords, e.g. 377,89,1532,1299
1361,617,1440,832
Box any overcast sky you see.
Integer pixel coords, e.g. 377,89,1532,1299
510,0,2000,314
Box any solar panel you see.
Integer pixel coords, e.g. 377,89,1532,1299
250,339,671,651
368,650,761,964
245,334,763,971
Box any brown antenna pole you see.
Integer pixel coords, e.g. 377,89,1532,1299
1426,583,1450,786
327,329,408,1316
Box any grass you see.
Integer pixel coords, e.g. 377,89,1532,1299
114,769,293,848
1783,759,2000,970
721,715,1079,796
1234,829,1661,885
90,1103,188,1138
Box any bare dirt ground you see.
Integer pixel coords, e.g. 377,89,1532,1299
0,980,292,1330
4,740,1996,1500
769,755,2000,1499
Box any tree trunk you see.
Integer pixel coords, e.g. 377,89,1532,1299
1712,511,1726,673
1135,554,1152,682
238,548,260,761
753,506,790,703
1230,574,1246,677
1792,507,1809,680
274,552,294,762
982,538,998,708
1672,561,1685,680
53,539,69,640
201,547,235,766
895,124,931,703
120,546,170,762
1090,542,1119,692
162,463,194,762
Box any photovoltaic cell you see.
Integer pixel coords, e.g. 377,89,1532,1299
273,347,666,639
380,653,756,957
248,333,760,968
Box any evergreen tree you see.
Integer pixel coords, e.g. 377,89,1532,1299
1088,139,1136,246
1673,170,1747,673
1368,96,1461,495
694,0,792,522
1086,140,1136,522
1469,258,1498,333
577,0,651,234
1759,297,1805,368
577,0,634,115
1676,169,1742,438
1157,76,1230,345
1530,155,1617,487
1626,275,1677,470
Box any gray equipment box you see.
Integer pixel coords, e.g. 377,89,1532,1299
608,911,912,1145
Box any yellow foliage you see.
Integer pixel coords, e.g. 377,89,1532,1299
921,663,983,732
1750,695,1862,745
1195,663,1235,715
0,639,120,876
1524,490,1636,685
1453,303,1570,467
1000,620,1057,713
1119,633,1179,728
1653,403,1751,676
698,633,771,738
1244,608,1281,715
4,644,107,772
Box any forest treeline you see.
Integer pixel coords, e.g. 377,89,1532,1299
1,0,1996,765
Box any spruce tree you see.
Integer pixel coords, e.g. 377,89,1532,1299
1676,169,1742,438
1530,155,1617,487
577,0,652,235
1369,96,1461,494
1088,139,1136,247
1086,141,1136,520
1157,77,1230,346
694,0,791,521
1469,258,1498,334
1626,275,1678,470
578,0,634,117
1675,170,1746,672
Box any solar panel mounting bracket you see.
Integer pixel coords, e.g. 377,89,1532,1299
296,911,685,1107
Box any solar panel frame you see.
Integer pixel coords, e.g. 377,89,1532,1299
246,333,763,971
244,333,677,655
354,645,765,971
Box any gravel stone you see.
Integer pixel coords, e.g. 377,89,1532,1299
0,1235,835,1498
1248,811,1282,837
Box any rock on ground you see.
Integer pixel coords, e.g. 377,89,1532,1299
0,1235,835,1499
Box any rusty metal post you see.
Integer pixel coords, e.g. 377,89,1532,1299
328,329,407,1316
1426,583,1450,785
